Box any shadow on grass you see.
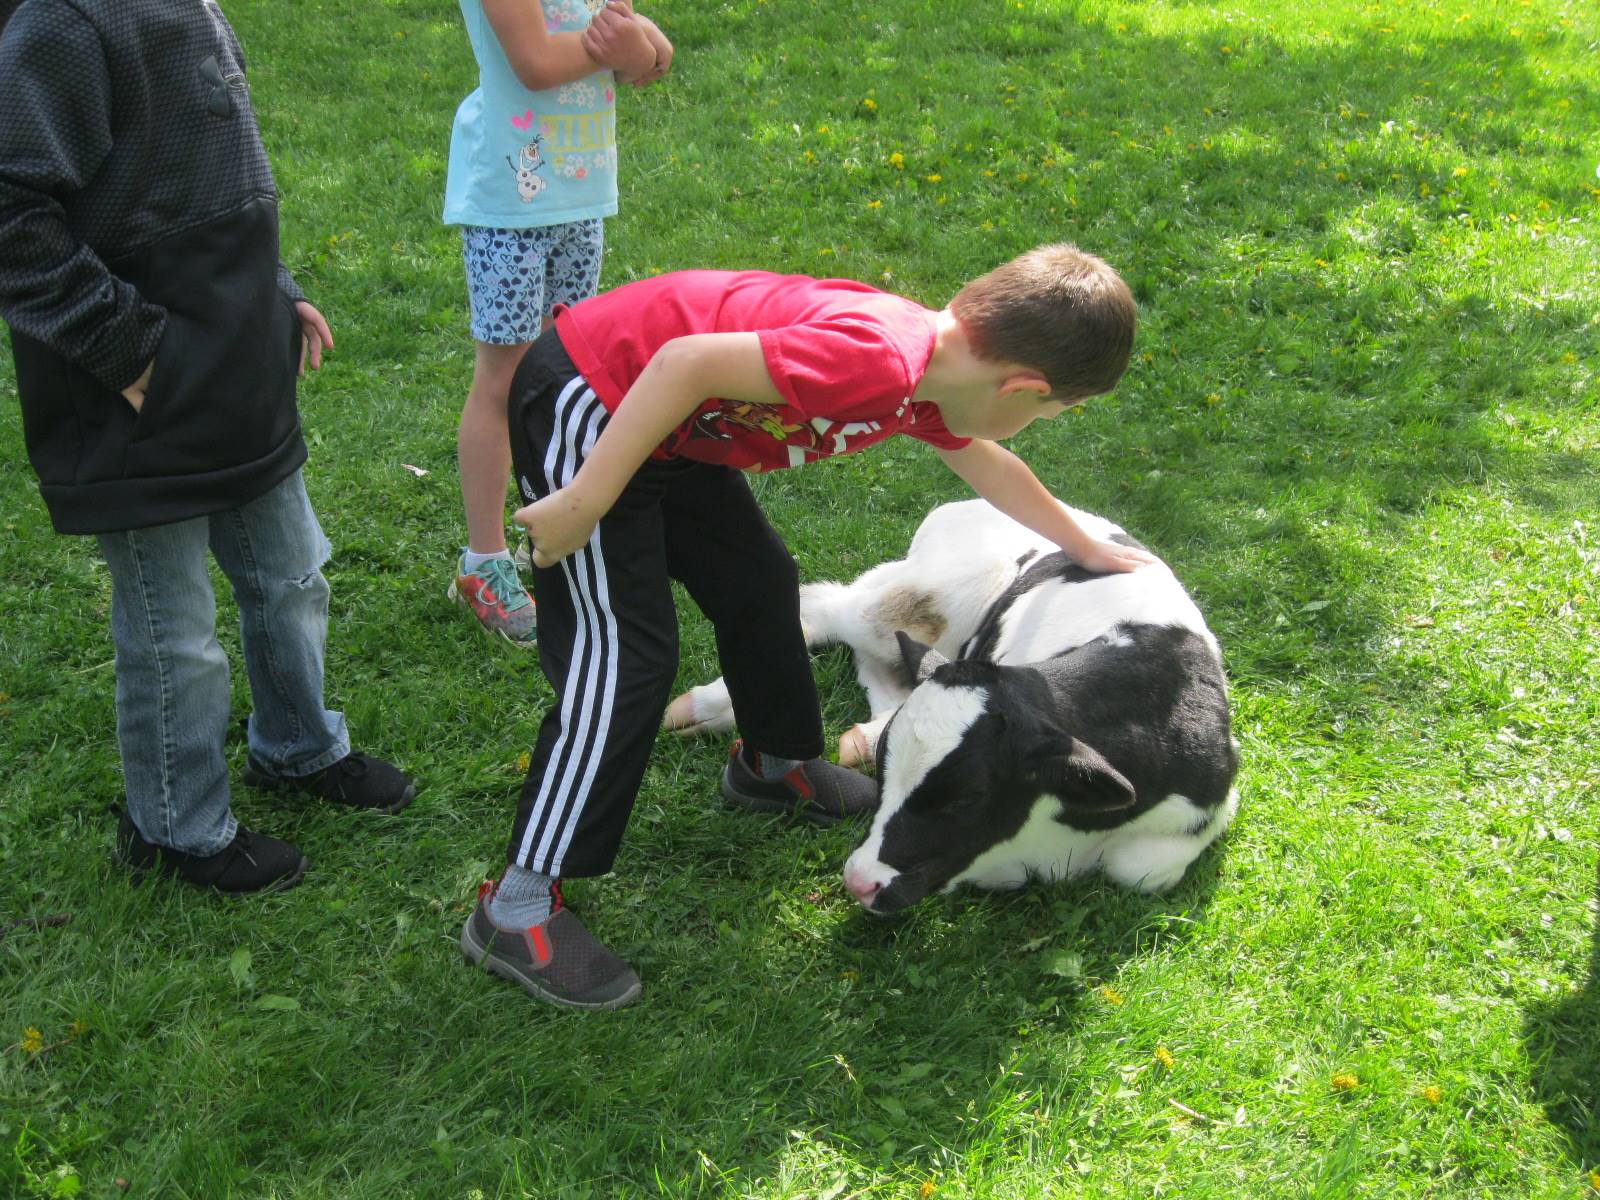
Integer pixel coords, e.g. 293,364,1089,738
1522,854,1600,1171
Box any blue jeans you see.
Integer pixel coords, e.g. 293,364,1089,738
96,470,349,855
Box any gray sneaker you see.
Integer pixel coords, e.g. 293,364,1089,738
720,739,880,825
459,880,641,1011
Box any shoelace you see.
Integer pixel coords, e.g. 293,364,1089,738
477,557,531,612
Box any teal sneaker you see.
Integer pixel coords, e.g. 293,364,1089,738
448,552,537,646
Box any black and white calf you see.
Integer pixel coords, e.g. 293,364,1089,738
663,499,1239,913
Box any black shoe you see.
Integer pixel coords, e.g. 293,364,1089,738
459,881,642,1011
243,751,415,814
116,808,308,894
720,740,879,826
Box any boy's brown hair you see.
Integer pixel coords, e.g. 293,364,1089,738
949,243,1137,402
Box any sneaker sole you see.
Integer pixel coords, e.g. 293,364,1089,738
459,914,642,1012
242,767,416,816
446,579,537,649
719,773,851,827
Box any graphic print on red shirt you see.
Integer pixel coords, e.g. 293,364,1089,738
553,271,971,472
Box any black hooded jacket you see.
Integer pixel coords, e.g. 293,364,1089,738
0,0,307,533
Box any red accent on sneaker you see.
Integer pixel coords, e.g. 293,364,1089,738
550,879,566,913
478,879,497,903
784,766,815,800
525,923,553,967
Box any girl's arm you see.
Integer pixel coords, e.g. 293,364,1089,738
935,439,1159,573
514,333,781,566
484,0,652,91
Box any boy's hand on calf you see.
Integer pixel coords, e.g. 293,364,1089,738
514,488,600,568
1073,538,1161,575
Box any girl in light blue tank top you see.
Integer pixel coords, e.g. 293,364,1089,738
443,0,671,648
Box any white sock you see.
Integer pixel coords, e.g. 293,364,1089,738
462,548,513,574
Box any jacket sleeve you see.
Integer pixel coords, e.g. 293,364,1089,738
0,1,166,392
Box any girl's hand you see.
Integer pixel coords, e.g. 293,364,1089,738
1071,538,1161,575
580,0,656,79
623,15,672,86
514,488,600,568
295,300,334,375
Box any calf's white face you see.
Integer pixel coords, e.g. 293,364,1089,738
842,638,1137,914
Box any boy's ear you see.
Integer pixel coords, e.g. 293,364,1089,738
997,371,1051,399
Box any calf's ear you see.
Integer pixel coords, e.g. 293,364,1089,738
895,630,950,687
1036,738,1137,813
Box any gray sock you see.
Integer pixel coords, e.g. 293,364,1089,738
488,863,557,930
745,744,804,781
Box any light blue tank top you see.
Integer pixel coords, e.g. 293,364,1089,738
444,0,619,228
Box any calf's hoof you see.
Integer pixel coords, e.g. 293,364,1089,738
663,690,699,732
838,725,875,770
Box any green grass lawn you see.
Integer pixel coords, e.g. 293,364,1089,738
3,0,1597,1195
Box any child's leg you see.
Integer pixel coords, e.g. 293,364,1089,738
503,337,681,880
663,469,879,823
96,520,237,855
661,466,822,761
460,339,533,555
207,469,349,775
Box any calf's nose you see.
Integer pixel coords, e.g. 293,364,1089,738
843,867,882,906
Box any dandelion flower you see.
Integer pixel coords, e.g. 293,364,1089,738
1098,985,1125,1006
69,1019,89,1039
1206,393,1223,407
517,752,531,772
1331,1072,1359,1092
20,1027,44,1054
920,1181,937,1199
862,97,878,111
866,199,882,210
1422,1085,1442,1104
889,152,905,169
1155,1046,1176,1068
926,173,942,183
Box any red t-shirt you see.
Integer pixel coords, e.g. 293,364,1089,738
553,270,970,472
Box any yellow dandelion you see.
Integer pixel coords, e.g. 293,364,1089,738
926,173,942,183
1336,171,1348,181
1590,1170,1600,1192
1452,166,1469,177
1205,393,1222,407
1421,1085,1442,1104
20,1027,44,1054
920,1181,937,1199
1561,352,1577,364
1155,1045,1176,1068
840,969,859,982
1098,985,1125,1006
1221,45,1233,54
889,152,905,169
1419,183,1431,197
69,1018,89,1039
862,97,878,111
866,199,882,210
817,125,830,134
516,751,531,773
1331,1072,1359,1092
983,169,996,178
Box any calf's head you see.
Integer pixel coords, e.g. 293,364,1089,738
842,633,1135,913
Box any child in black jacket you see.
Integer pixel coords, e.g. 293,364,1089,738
0,0,414,892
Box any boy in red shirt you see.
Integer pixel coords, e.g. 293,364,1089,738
460,243,1152,1009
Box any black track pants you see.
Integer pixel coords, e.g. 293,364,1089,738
503,331,823,876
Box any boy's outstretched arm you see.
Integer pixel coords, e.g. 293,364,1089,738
935,440,1159,574
514,332,781,566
